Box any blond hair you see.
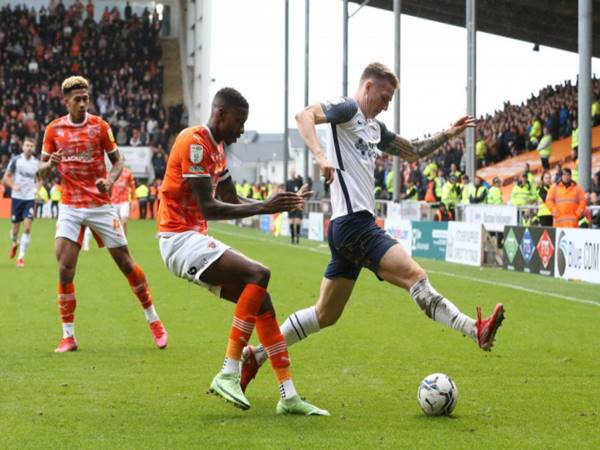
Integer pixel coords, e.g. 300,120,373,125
61,76,89,94
359,62,399,89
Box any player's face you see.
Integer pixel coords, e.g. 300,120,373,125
65,89,90,121
22,140,35,157
365,78,396,118
222,106,248,145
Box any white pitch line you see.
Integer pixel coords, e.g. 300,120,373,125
211,225,600,308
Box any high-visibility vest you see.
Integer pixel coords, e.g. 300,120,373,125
487,186,503,205
50,184,61,202
571,128,579,149
424,180,437,203
386,171,394,193
434,177,444,198
423,162,437,180
441,182,459,208
572,167,579,183
536,186,552,217
37,185,49,202
135,184,149,199
545,181,586,228
461,183,473,204
511,184,533,206
537,135,552,158
470,186,488,203
476,139,487,160
405,186,418,201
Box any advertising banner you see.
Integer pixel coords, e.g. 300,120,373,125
464,205,518,232
412,221,448,261
503,226,555,276
445,222,483,266
308,212,324,241
388,201,421,222
259,215,272,233
554,228,600,284
384,218,412,255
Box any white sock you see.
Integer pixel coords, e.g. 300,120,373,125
409,278,476,340
222,357,241,375
280,306,321,347
144,305,159,323
18,232,30,259
62,323,75,338
279,379,298,400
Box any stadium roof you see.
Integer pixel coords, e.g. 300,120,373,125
350,0,600,58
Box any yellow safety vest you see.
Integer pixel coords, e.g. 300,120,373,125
135,184,149,199
511,184,533,206
572,128,579,149
487,186,503,205
50,185,61,201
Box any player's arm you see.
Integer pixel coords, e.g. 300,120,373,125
1,160,15,189
187,177,304,220
96,149,124,193
39,124,61,180
129,174,137,200
295,103,336,184
379,116,477,162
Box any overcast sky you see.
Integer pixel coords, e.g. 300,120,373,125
209,0,600,138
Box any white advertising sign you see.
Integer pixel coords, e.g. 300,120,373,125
384,218,412,255
554,228,600,284
388,201,421,222
105,146,154,179
464,205,518,232
308,212,324,241
445,221,483,266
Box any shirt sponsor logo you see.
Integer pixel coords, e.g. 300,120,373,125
190,144,204,163
189,165,205,173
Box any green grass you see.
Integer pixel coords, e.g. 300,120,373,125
1,218,599,449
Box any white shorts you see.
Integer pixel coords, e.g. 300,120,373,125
114,202,130,219
56,204,128,249
158,231,229,297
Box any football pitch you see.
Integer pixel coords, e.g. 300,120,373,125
1,218,599,449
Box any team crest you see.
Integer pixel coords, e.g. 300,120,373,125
88,127,99,139
190,144,204,163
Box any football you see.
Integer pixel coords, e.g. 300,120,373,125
417,373,459,416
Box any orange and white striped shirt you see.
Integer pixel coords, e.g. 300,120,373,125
111,167,135,204
42,113,117,208
157,125,229,234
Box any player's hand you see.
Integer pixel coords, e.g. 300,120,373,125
297,184,314,200
317,156,335,184
95,178,112,194
263,192,304,214
50,151,63,167
446,116,477,138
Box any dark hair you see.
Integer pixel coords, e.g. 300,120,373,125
213,87,249,110
562,167,572,175
23,136,36,144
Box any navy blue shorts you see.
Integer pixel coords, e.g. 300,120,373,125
324,211,398,280
11,199,35,223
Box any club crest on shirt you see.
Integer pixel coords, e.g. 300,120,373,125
88,127,99,139
190,144,204,163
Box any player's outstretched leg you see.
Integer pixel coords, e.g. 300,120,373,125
254,310,329,416
378,244,505,351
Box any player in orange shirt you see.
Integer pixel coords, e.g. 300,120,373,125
157,87,328,416
38,76,168,353
110,165,136,235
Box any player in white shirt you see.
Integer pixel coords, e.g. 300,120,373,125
241,62,505,392
2,137,39,267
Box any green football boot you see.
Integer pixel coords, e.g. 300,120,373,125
276,396,330,416
207,372,250,410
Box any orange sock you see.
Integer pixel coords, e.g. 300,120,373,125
126,264,153,309
255,311,291,384
58,282,76,337
225,284,266,364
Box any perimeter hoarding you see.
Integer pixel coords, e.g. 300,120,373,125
503,226,556,276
